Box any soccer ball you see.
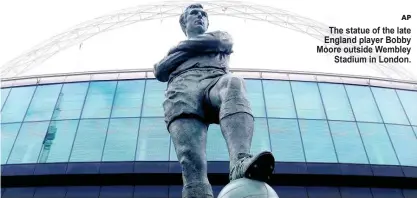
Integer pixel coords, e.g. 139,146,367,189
217,178,279,198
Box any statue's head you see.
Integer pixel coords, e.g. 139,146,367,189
179,3,209,38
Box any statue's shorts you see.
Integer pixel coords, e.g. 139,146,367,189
163,68,252,130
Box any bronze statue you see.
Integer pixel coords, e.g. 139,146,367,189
154,4,275,198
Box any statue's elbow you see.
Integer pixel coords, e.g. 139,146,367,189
154,70,168,82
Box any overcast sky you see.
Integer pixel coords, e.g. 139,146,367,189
0,0,416,80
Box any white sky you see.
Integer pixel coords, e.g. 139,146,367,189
0,0,416,80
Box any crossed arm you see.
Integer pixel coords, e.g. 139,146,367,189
154,31,233,82
168,31,233,55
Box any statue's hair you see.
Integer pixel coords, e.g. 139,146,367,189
179,3,209,36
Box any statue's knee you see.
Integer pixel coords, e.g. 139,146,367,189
225,75,245,90
178,146,205,170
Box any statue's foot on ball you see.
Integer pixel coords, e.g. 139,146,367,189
229,151,275,182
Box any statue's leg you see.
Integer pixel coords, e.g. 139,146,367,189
169,117,213,198
208,74,275,182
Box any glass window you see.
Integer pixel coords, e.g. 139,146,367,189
81,81,117,119
134,186,169,198
111,80,145,118
328,121,368,164
33,187,66,198
142,80,165,117
371,87,409,125
357,123,399,165
102,118,140,161
69,119,108,162
24,84,62,122
1,86,36,123
251,118,271,154
65,186,100,198
291,82,326,119
414,126,417,137
307,187,341,198
99,186,133,198
385,125,417,166
262,80,296,118
299,120,337,163
2,188,35,198
8,121,49,164
1,123,21,164
245,80,265,117
268,119,305,162
37,120,79,163
371,188,403,198
1,88,11,110
339,188,373,198
396,90,417,126
206,124,228,161
319,83,355,121
273,186,308,198
345,85,383,123
136,118,170,161
51,83,89,120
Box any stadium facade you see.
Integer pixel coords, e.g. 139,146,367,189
1,68,417,198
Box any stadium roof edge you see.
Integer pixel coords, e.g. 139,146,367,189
1,68,417,91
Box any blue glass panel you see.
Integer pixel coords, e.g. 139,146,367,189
345,85,383,123
207,124,228,161
134,186,169,198
142,80,165,117
299,120,337,163
252,118,271,154
357,123,399,165
1,88,11,110
371,87,409,125
414,126,417,137
262,80,296,118
340,187,372,198
81,81,117,119
65,186,99,198
8,121,49,164
136,118,170,161
268,119,305,162
307,187,341,198
37,120,79,163
245,80,265,117
371,188,403,198
51,83,89,120
33,187,66,198
329,121,368,164
403,189,417,198
2,187,35,198
102,118,140,161
168,186,182,198
69,119,108,162
99,186,133,198
319,83,355,121
1,86,36,123
111,80,145,118
396,89,417,125
291,82,326,119
385,124,417,166
1,123,21,164
24,84,62,122
273,186,308,198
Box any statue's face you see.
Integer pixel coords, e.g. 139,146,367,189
185,7,208,36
